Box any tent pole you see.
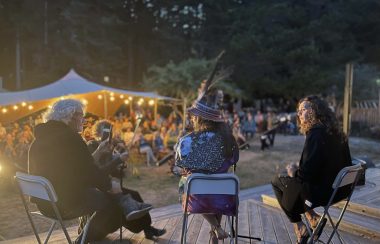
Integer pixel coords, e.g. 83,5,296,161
129,100,133,117
154,98,158,123
103,91,108,118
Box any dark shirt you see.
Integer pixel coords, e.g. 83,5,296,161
28,120,111,209
296,125,352,205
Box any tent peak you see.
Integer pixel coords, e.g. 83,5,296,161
61,68,87,81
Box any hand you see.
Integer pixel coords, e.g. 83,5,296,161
109,178,122,194
119,151,129,162
286,163,298,178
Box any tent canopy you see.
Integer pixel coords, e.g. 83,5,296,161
0,69,176,124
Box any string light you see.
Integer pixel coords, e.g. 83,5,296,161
1,108,7,113
48,105,53,109
81,99,88,105
120,95,124,99
97,94,103,100
110,92,114,96
128,96,133,101
139,98,144,104
137,100,143,106
13,105,19,110
21,102,27,107
124,99,129,105
148,99,155,106
28,105,33,110
110,96,115,102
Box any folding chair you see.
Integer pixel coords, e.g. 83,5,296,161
14,172,95,244
180,173,239,244
302,163,363,244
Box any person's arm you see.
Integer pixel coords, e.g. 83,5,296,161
91,140,111,163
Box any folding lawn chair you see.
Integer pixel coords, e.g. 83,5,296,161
302,163,363,244
14,172,95,244
180,173,240,244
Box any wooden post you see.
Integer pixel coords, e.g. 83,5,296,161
182,98,187,131
343,63,354,135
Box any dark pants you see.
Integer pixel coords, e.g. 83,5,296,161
37,188,124,242
271,175,307,223
122,187,152,233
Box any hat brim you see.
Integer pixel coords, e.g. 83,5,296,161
187,107,224,122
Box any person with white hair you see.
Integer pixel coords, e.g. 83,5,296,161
28,99,152,243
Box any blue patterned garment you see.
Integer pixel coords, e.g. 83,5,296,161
175,131,225,172
175,131,239,215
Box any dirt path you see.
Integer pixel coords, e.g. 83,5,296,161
0,135,379,240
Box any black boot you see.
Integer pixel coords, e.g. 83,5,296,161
144,226,166,240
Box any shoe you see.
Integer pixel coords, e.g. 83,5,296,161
295,225,310,244
213,225,229,240
312,218,327,241
144,226,166,240
119,194,153,221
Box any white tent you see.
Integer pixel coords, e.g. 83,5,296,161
0,69,175,123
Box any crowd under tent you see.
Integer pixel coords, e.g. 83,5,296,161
0,69,176,124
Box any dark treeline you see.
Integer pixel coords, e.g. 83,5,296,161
0,0,379,101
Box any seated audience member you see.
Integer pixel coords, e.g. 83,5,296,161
28,99,152,243
87,119,166,240
175,87,239,244
232,118,247,146
242,112,256,139
271,95,352,244
136,131,157,166
152,130,168,155
164,123,179,149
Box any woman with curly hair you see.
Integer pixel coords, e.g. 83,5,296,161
271,95,352,244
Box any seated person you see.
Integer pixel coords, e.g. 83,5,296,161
164,123,179,149
28,99,152,243
87,119,166,240
136,131,157,166
175,88,239,244
242,112,256,139
271,95,352,244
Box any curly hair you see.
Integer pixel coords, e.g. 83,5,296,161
43,99,85,124
92,119,112,138
297,95,346,142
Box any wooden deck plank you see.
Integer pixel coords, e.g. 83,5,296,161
281,213,297,244
248,200,264,241
271,208,291,244
260,205,277,244
155,216,181,244
184,214,203,244
195,215,211,244
167,215,192,244
238,201,250,238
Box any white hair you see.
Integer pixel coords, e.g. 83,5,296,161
44,99,86,124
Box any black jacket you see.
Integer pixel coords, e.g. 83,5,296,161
296,125,352,206
28,120,111,208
